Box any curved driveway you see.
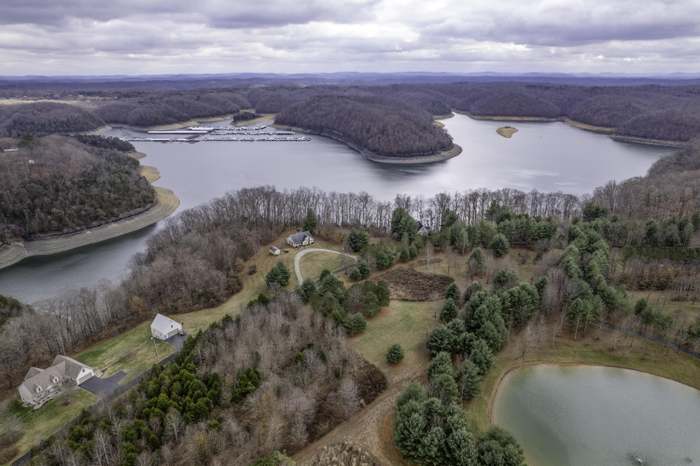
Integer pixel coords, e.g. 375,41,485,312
294,248,357,283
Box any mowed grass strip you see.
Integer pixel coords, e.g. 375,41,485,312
300,251,353,281
77,323,173,380
350,300,440,382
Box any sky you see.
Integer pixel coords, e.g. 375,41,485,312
1,0,700,76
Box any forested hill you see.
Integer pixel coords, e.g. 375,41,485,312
4,80,700,146
0,135,155,242
0,102,103,137
275,95,454,157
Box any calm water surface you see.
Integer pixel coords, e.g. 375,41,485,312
0,114,672,302
494,365,700,466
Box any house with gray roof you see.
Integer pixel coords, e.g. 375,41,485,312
286,231,314,248
18,355,95,409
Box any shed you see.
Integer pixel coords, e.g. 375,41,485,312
150,313,184,341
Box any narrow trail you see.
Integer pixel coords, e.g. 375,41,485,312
293,248,357,284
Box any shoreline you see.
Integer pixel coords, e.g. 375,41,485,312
486,355,700,427
274,123,463,165
457,111,686,148
0,156,179,271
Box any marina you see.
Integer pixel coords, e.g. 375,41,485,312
135,124,310,143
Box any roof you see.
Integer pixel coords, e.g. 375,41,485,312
20,363,65,395
25,367,43,380
289,231,312,243
52,355,92,380
151,313,182,333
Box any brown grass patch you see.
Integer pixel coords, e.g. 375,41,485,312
378,267,453,301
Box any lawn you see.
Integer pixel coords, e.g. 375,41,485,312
467,324,700,431
350,300,440,382
300,250,354,281
0,388,95,464
76,323,173,381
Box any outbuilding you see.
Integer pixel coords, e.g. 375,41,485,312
150,313,184,341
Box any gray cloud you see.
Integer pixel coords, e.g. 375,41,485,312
1,0,700,74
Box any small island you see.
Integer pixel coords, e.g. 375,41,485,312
497,126,519,138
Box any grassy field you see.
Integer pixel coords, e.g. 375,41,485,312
628,289,700,325
300,250,354,281
467,325,700,431
0,388,95,463
77,323,173,380
351,300,440,382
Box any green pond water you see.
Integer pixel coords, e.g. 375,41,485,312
493,365,700,466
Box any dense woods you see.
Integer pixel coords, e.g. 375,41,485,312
591,139,700,220
38,296,385,466
0,102,103,137
0,135,155,242
276,95,454,157
95,91,249,127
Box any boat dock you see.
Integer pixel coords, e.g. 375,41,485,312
130,123,309,143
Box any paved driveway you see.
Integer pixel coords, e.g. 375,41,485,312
293,248,357,283
80,371,126,398
166,334,187,352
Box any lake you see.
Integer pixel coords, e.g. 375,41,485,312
0,114,672,302
493,365,700,466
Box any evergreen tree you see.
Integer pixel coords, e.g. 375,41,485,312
347,228,369,252
303,208,318,233
477,427,526,466
459,360,482,401
489,233,510,257
445,283,460,302
387,344,405,364
467,247,486,277
440,297,458,323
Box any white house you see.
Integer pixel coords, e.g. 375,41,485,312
286,231,314,248
150,313,184,341
269,246,281,256
18,355,95,409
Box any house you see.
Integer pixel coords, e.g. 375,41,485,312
150,313,184,341
17,355,95,409
417,221,431,236
286,231,314,248
269,246,281,256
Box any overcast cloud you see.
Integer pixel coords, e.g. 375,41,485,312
1,0,699,75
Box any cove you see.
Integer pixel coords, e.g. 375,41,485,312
0,114,673,303
493,364,700,466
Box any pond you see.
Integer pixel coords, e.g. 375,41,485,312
0,114,673,303
493,364,700,466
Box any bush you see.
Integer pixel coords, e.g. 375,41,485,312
386,344,405,365
231,368,262,403
345,313,367,336
266,262,290,288
445,283,460,303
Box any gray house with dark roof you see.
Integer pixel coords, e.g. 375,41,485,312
18,355,95,409
286,231,314,248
